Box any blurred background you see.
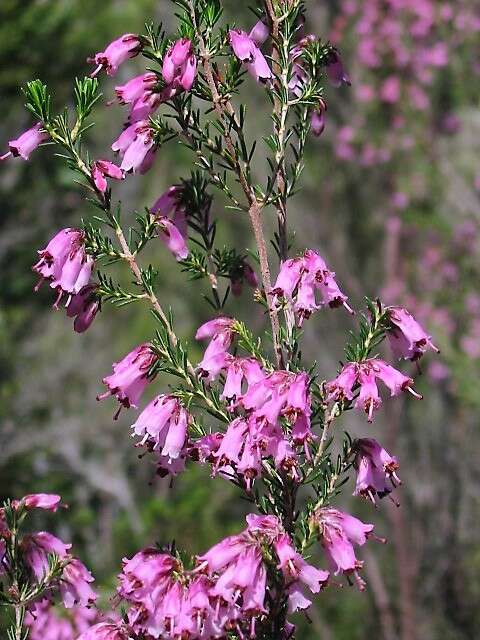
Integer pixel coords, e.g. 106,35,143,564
1,1,480,638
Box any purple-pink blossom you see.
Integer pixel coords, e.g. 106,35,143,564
229,29,272,83
89,34,142,77
91,160,124,193
66,283,100,333
33,229,94,301
97,343,158,412
353,438,401,504
112,121,156,174
0,124,49,161
388,306,439,361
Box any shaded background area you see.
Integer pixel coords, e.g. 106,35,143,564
1,1,480,638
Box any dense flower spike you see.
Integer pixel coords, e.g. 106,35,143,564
326,358,421,421
89,34,142,77
33,229,94,301
312,508,376,590
353,438,401,504
388,307,439,361
0,124,49,161
97,343,158,412
272,249,352,324
229,28,272,82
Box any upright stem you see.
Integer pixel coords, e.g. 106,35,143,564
189,0,284,368
13,605,25,640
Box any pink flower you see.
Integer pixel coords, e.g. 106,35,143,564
132,395,190,468
162,38,197,94
59,559,97,608
91,160,124,193
155,216,189,261
195,317,236,380
115,73,157,104
326,49,351,88
97,343,158,412
388,307,439,361
22,532,71,581
230,260,259,296
77,623,128,640
229,29,272,83
221,356,265,402
326,359,421,421
66,283,100,333
0,124,49,161
33,228,94,299
274,534,329,612
353,438,401,504
25,600,101,640
249,20,269,45
19,494,63,512
89,34,142,77
311,103,327,137
354,367,381,422
112,121,156,174
313,507,376,589
325,362,357,402
272,250,352,324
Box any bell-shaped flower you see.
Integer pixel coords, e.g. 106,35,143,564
388,307,439,361
97,343,158,411
66,283,100,333
33,228,94,298
155,216,189,261
91,160,124,193
353,438,401,504
89,34,142,77
0,124,49,161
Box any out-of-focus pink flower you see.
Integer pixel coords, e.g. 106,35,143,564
388,307,439,361
155,216,189,261
0,124,49,161
311,102,327,137
249,20,269,45
59,559,97,609
26,600,101,640
326,49,351,87
66,283,100,333
19,494,63,512
33,229,94,299
91,160,124,193
22,532,71,581
77,622,128,640
97,343,158,412
89,34,142,77
230,260,259,296
380,76,401,103
353,438,401,504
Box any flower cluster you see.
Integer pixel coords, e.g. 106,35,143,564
272,249,352,324
0,494,96,610
326,357,421,422
116,514,327,639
